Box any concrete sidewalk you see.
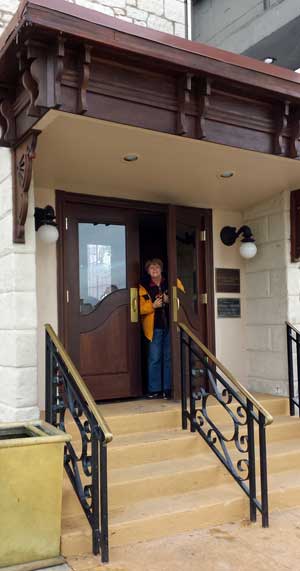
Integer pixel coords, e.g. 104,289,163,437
67,506,300,571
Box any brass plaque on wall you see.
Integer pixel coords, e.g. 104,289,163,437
217,298,241,318
216,268,240,293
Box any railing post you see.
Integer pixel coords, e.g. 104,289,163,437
287,325,295,416
247,399,256,523
45,331,53,424
188,337,195,433
99,439,109,563
259,412,269,528
180,329,188,430
297,333,300,418
91,433,101,557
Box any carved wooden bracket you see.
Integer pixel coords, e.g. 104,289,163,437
17,37,65,118
290,107,300,159
176,73,193,136
197,77,211,139
0,100,16,146
273,100,289,156
13,132,39,244
78,45,92,114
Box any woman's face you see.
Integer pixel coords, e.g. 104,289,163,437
148,264,162,280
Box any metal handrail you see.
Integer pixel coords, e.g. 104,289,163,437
286,321,300,416
179,322,273,426
45,324,113,444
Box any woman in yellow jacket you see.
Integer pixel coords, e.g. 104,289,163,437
139,258,184,399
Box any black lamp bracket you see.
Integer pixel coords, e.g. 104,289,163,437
220,225,255,246
34,205,56,231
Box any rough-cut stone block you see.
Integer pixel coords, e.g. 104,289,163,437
0,331,37,367
0,0,19,12
0,253,36,293
245,271,270,298
244,216,268,245
246,297,287,325
0,292,37,329
271,325,287,352
0,174,12,218
0,366,37,407
175,22,185,37
287,268,300,296
0,402,40,423
114,7,126,14
126,5,148,19
134,19,147,25
118,14,133,21
164,0,185,23
248,350,287,380
245,241,286,273
268,213,286,242
246,326,272,351
246,377,288,397
270,269,287,298
148,14,173,32
75,0,115,14
288,295,300,324
138,0,163,16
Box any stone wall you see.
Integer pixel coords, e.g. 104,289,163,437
0,148,39,421
0,0,186,37
243,191,291,396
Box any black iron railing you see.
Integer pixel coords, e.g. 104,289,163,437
286,321,300,416
45,324,113,563
179,322,273,528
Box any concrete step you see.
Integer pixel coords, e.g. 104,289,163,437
65,395,289,443
61,467,300,555
62,420,300,516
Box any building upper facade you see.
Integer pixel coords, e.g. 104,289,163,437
192,0,300,71
0,0,186,37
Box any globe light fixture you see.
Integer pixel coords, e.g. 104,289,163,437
220,225,257,259
34,205,59,244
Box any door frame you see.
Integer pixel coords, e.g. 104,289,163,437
56,190,215,398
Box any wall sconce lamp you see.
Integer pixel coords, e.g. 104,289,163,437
220,225,257,259
34,205,59,244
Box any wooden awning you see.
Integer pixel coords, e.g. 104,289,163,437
1,0,300,157
2,0,300,243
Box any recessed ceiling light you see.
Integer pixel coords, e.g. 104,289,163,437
295,68,300,74
219,171,235,179
264,57,276,64
123,154,139,162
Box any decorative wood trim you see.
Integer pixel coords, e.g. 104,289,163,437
290,108,300,159
176,73,192,136
13,132,39,244
78,44,92,114
0,100,16,146
197,77,211,139
274,101,289,156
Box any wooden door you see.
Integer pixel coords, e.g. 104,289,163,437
60,198,141,400
167,206,215,398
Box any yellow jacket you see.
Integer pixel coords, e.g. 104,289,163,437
139,279,184,341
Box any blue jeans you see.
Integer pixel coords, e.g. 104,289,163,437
148,329,171,393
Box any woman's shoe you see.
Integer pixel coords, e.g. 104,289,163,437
146,392,160,399
162,391,171,400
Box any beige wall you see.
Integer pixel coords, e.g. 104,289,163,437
35,188,57,409
213,210,247,386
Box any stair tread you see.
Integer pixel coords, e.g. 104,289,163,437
102,413,297,450
62,467,300,535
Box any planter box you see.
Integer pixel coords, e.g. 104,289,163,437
0,420,71,569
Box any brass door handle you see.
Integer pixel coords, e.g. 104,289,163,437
172,286,180,323
130,288,138,323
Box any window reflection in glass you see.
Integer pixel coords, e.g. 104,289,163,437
79,223,126,314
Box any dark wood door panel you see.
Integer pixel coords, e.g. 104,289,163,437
80,307,129,375
83,374,135,401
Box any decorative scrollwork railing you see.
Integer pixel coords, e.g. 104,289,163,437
179,322,273,528
286,321,300,416
45,324,113,563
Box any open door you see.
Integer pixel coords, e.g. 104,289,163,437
167,205,215,399
58,193,142,401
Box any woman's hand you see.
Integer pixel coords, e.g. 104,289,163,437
163,293,169,304
153,296,163,309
